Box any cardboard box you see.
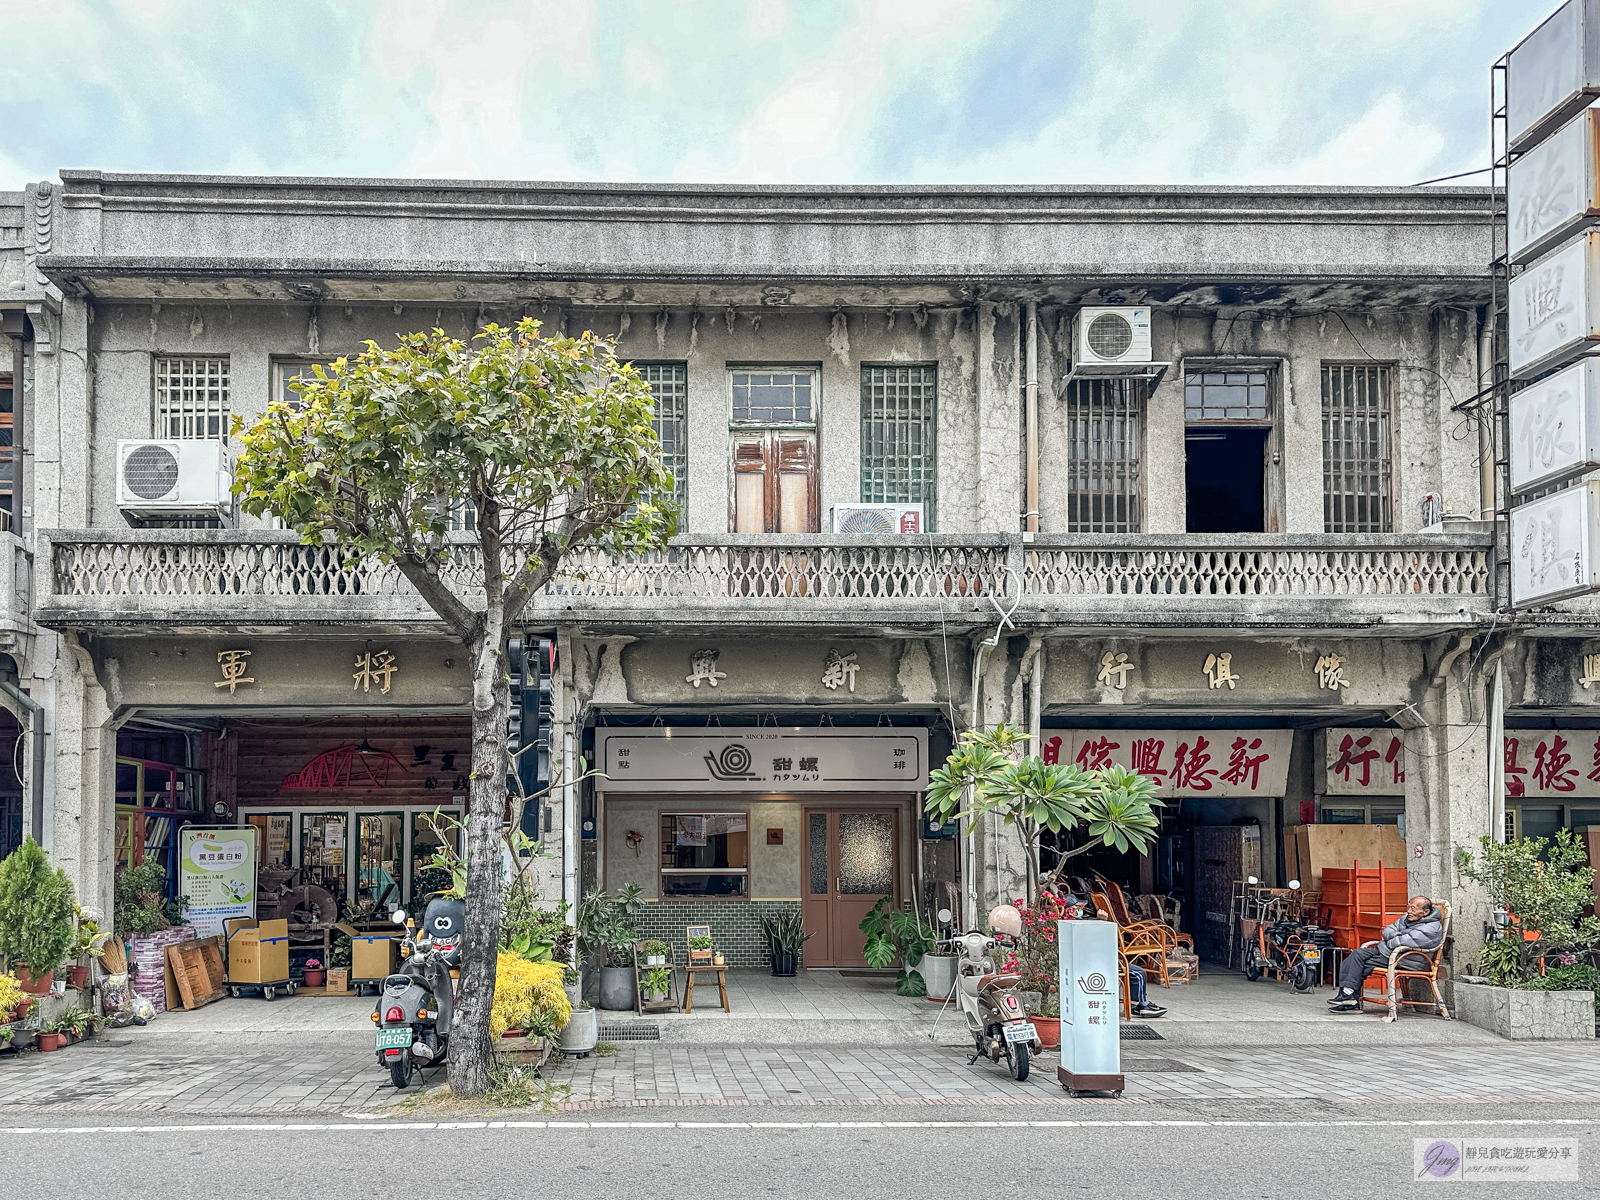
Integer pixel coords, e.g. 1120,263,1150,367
325,968,351,995
226,918,290,984
350,934,398,981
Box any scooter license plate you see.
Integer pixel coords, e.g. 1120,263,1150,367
1303,950,1321,962
1003,1022,1037,1045
375,1028,414,1051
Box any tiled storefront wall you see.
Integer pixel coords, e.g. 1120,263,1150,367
636,900,803,968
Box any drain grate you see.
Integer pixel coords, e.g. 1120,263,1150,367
1119,1024,1164,1041
1121,1057,1201,1073
597,1023,662,1042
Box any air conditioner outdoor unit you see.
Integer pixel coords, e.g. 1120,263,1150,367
829,503,924,534
1066,306,1167,382
117,440,233,518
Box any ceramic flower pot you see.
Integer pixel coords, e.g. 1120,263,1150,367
13,963,54,997
36,1032,63,1052
1031,1016,1061,1049
303,969,325,987
598,965,635,1010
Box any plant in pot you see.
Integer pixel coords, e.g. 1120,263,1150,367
69,905,113,990
0,973,37,1032
859,898,936,996
642,939,670,966
759,911,813,977
999,890,1087,1048
558,965,599,1058
640,966,672,1002
687,933,713,959
0,838,79,997
577,885,645,1011
302,957,325,988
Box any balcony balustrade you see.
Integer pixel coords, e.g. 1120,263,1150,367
35,529,1495,633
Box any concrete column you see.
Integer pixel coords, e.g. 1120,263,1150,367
682,311,724,535
1143,370,1187,534
48,640,118,914
1280,320,1324,534
818,310,859,525
975,303,1020,534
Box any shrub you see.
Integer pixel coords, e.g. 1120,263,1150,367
114,858,173,935
1458,831,1600,986
490,951,572,1040
0,839,78,976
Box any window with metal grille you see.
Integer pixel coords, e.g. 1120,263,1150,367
1321,363,1394,533
731,369,812,424
155,357,231,441
860,364,936,527
636,362,688,516
1061,378,1143,533
1184,370,1271,421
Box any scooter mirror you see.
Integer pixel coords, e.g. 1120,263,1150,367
937,908,952,925
1289,879,1302,890
392,910,408,926
1246,876,1259,886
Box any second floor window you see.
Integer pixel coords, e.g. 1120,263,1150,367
1062,378,1143,534
860,364,937,528
1321,363,1394,533
729,368,817,533
636,363,688,518
274,359,331,412
156,356,230,442
1184,368,1276,533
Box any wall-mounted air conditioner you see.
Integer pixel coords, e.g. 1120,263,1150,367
829,503,924,534
1065,306,1168,383
117,440,233,518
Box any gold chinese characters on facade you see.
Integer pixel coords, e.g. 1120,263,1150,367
214,649,255,694
353,649,399,695
1203,652,1240,691
1315,653,1351,691
685,648,727,689
821,649,860,693
1580,654,1600,691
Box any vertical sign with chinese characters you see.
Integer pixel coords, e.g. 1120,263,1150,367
1050,730,1293,798
1323,728,1408,796
179,825,257,938
1058,919,1121,1093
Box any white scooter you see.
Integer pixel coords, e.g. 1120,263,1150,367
949,923,1039,1082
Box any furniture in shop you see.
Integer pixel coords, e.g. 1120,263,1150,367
1092,891,1169,987
632,938,679,1015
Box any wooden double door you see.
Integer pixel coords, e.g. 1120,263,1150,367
801,805,899,967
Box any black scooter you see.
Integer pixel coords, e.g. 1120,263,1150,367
372,897,463,1089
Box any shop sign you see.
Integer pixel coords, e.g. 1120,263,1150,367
179,825,257,938
1509,359,1600,495
1058,919,1120,1089
1509,480,1600,606
1323,728,1407,796
1508,231,1600,379
1042,729,1292,798
1503,729,1600,798
595,727,929,793
1509,107,1600,264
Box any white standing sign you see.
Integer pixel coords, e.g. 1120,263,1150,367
1058,919,1122,1095
1510,109,1599,264
1510,232,1600,380
595,727,929,793
1510,359,1600,495
1510,480,1600,606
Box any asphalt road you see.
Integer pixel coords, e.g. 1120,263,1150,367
5,1099,1597,1199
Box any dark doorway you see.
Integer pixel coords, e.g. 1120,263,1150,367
1186,428,1267,533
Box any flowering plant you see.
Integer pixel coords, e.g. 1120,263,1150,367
999,890,1087,1013
305,958,322,970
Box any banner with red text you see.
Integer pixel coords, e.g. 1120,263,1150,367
1041,730,1293,798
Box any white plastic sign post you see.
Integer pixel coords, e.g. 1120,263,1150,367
1057,919,1124,1095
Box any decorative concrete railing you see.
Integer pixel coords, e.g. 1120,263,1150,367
36,529,1496,629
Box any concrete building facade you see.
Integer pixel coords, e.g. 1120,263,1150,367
3,171,1591,973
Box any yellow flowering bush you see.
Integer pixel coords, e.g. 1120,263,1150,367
489,951,571,1040
0,972,37,1024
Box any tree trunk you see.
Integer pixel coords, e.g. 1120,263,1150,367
447,631,511,1097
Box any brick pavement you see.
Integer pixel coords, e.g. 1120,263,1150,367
3,1034,1598,1118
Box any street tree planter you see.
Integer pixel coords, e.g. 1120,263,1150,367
1451,981,1597,1041
494,1030,551,1068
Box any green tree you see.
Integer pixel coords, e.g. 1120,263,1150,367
234,320,671,1095
1457,830,1600,985
0,838,79,980
925,725,1163,903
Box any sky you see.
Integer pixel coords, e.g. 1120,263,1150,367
0,0,1563,192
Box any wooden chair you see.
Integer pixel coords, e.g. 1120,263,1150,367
1093,891,1170,987
1102,879,1192,952
1358,902,1452,1022
682,924,730,1014
1116,953,1134,1021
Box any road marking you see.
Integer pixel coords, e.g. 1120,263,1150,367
2,1117,1597,1136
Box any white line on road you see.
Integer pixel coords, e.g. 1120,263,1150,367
2,1117,1596,1136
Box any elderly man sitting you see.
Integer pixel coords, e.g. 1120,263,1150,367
1328,894,1443,1012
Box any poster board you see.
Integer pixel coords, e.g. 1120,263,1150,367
178,825,258,939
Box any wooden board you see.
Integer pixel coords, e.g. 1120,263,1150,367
1297,825,1406,890
165,937,227,1011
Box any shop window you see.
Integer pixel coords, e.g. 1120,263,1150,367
659,811,749,899
1061,377,1143,533
155,356,231,442
358,812,404,914
1184,368,1278,533
1319,801,1403,825
1319,806,1367,824
411,809,461,903
1518,808,1562,840
247,813,294,873
300,812,349,902
1569,807,1600,831
1322,363,1395,533
114,753,201,893
860,364,937,528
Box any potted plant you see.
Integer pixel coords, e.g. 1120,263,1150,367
640,966,672,1002
0,974,37,1039
688,933,714,961
712,950,725,966
68,906,113,990
557,966,599,1058
114,858,195,1014
491,950,573,1067
859,899,936,996
0,839,79,996
302,957,326,988
576,885,645,1011
641,939,670,966
35,1022,64,1053
54,1005,93,1046
759,911,813,977
1001,890,1086,1047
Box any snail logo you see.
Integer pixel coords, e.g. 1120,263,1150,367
703,742,761,781
1077,972,1110,995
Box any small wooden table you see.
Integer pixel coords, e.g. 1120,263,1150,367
683,963,730,1013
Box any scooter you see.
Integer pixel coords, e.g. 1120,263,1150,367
950,928,1039,1081
1240,879,1332,993
371,897,464,1089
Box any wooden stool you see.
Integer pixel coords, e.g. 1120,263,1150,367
683,964,730,1013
